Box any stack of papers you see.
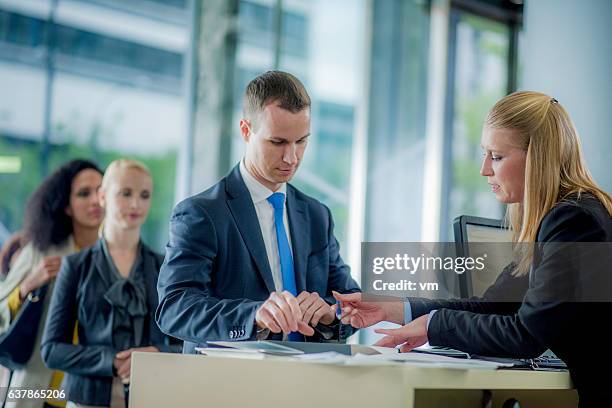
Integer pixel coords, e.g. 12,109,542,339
292,350,512,370
196,341,513,370
348,351,514,370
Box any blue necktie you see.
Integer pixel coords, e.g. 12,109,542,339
267,192,301,341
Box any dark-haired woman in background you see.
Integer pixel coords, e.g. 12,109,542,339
0,159,103,408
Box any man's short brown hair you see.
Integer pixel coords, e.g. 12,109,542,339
243,71,311,127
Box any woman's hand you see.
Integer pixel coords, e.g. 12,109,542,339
373,315,429,352
332,291,404,328
114,346,159,384
19,256,62,300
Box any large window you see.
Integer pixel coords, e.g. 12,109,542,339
440,1,521,239
230,0,367,256
0,1,191,251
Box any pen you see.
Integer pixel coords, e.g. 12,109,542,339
335,299,342,321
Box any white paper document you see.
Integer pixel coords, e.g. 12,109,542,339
346,351,514,370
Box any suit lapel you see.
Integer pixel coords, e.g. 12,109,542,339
225,165,276,293
286,185,310,293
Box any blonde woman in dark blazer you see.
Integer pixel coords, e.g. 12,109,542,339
42,159,175,408
335,92,612,407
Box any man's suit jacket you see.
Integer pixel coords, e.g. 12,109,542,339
156,165,361,353
408,194,612,406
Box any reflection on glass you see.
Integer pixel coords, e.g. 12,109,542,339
231,0,366,256
445,12,510,238
0,1,190,251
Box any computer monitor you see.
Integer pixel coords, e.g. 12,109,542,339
453,215,513,298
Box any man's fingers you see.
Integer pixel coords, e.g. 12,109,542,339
311,305,332,327
281,291,303,323
259,309,281,333
270,293,297,332
303,299,321,325
267,302,291,334
297,320,315,336
298,292,317,312
296,291,310,303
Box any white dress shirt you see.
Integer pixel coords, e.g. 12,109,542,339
239,160,293,292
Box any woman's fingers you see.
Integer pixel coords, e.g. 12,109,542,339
400,343,417,353
332,291,361,304
373,335,400,348
374,328,401,336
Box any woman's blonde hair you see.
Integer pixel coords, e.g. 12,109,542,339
99,158,152,236
101,158,151,192
486,91,612,276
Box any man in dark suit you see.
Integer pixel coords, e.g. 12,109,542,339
156,71,360,353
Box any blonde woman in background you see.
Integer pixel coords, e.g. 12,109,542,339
335,91,612,407
42,159,175,408
0,159,103,408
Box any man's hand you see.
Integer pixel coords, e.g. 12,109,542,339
20,256,62,300
373,315,429,352
114,346,159,384
255,291,314,336
333,291,404,328
297,291,336,326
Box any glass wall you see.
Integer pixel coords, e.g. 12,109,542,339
365,0,430,243
440,6,518,240
230,0,367,256
0,0,192,251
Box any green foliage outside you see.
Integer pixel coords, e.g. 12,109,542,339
449,13,508,220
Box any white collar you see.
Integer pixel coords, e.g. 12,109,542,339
239,159,287,204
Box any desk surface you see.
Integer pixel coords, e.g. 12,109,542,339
130,352,574,408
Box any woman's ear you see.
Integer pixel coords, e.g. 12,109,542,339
98,188,106,208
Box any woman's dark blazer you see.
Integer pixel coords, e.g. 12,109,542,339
41,240,176,407
408,194,612,406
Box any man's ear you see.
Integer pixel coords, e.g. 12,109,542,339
239,119,251,142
